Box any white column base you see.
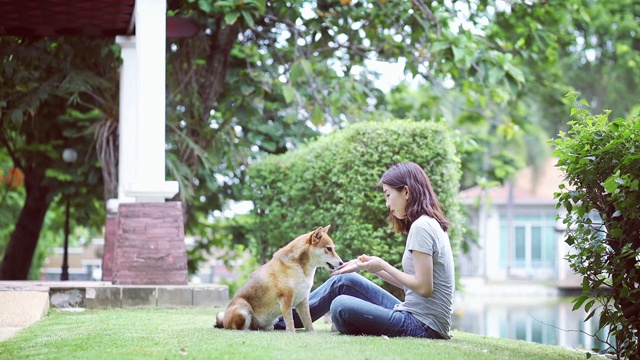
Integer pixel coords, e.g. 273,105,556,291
124,181,179,203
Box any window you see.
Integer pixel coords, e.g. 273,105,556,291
500,212,557,272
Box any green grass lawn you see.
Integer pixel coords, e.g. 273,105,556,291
0,307,589,360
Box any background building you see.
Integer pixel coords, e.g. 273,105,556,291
458,157,580,289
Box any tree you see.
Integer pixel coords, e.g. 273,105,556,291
165,0,382,232
382,81,550,191
163,1,636,286
552,93,640,360
561,0,640,120
164,0,580,242
2,0,632,279
0,37,118,279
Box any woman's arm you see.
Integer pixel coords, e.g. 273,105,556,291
331,252,433,297
357,252,433,298
371,270,404,288
331,260,404,289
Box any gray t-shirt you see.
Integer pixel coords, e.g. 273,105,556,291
394,215,455,339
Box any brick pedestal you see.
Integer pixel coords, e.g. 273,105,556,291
101,214,117,282
112,202,188,285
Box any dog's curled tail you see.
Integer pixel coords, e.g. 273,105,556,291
214,300,257,330
215,311,225,329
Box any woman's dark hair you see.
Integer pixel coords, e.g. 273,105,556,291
378,162,449,234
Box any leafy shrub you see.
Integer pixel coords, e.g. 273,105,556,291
244,120,465,290
551,93,640,359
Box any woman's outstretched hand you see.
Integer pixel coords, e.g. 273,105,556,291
331,259,359,276
355,255,385,273
331,254,385,276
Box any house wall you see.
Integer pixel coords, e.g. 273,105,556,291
463,202,572,282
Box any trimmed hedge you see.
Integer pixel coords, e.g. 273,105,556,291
244,120,465,287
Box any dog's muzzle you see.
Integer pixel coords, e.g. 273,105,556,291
326,261,343,270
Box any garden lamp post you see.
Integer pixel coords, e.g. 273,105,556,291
60,148,78,281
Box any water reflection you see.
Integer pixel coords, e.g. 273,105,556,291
452,297,609,351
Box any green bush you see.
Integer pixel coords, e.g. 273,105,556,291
244,120,465,290
551,93,640,359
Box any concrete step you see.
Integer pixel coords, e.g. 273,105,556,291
0,281,229,309
0,281,229,342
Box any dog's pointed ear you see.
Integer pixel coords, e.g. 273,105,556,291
322,225,331,234
308,227,324,245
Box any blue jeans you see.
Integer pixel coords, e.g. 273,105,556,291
273,273,444,339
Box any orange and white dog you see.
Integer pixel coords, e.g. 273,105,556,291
215,225,343,332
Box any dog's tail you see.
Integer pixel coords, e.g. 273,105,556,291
214,299,258,330
214,311,225,329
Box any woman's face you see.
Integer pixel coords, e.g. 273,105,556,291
382,184,408,219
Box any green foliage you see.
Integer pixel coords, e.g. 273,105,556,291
0,37,119,278
165,2,640,283
560,0,640,120
186,213,255,275
244,120,465,289
551,92,640,359
219,250,259,297
164,0,587,243
383,84,536,190
0,153,23,263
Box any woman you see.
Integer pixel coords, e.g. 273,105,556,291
275,162,455,339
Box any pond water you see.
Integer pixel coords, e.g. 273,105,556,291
452,297,610,352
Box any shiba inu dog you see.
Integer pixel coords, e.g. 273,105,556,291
215,225,343,332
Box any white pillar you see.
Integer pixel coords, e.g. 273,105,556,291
557,302,567,347
555,215,568,281
121,0,178,203
478,196,487,277
115,36,137,206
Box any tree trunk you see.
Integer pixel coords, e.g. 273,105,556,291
199,18,240,114
0,173,53,280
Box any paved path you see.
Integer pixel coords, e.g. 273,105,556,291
0,287,50,342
